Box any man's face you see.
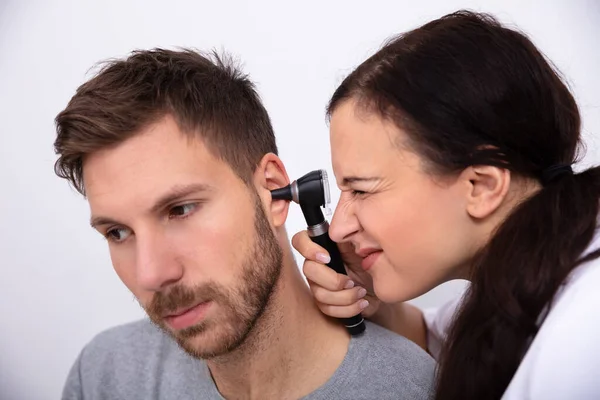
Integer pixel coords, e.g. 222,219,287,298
83,115,282,359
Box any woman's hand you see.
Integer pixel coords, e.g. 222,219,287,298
291,230,381,318
292,230,428,350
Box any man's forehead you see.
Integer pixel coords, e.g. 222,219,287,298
81,120,236,219
84,120,220,184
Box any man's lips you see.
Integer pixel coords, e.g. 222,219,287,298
163,301,212,330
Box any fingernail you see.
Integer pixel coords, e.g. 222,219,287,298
316,253,331,264
357,287,367,298
344,280,355,289
359,300,370,310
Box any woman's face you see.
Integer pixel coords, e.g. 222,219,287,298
328,100,481,303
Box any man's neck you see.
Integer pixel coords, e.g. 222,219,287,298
206,255,351,399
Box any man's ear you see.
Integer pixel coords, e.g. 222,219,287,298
253,153,291,228
462,165,511,220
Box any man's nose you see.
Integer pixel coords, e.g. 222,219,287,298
135,231,183,292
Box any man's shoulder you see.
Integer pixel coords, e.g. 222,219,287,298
360,320,434,363
84,318,165,354
344,321,436,399
76,319,182,382
63,319,213,400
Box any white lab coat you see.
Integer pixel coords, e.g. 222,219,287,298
423,228,600,399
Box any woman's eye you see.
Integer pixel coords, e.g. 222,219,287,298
105,227,132,243
169,203,197,218
352,190,367,196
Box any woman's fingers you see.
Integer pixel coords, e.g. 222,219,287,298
308,280,367,306
292,230,330,262
314,299,371,319
303,260,352,291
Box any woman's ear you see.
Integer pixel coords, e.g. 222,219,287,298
253,153,291,227
462,165,511,220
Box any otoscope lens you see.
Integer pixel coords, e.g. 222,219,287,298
320,169,331,206
320,169,333,216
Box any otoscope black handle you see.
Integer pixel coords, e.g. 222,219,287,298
308,228,366,336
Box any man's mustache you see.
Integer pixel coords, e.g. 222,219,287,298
147,283,223,318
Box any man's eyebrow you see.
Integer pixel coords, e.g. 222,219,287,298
89,183,213,228
90,216,120,229
149,183,213,213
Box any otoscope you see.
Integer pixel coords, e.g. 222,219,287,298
271,169,366,336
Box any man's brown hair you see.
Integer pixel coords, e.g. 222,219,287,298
54,48,278,195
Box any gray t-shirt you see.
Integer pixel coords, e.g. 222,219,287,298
61,319,435,399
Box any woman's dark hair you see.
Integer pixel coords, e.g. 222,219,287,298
328,10,600,399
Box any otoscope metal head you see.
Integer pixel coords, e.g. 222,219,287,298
270,169,333,226
270,169,331,212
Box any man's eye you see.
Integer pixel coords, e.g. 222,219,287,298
169,203,198,218
105,227,132,243
351,190,367,196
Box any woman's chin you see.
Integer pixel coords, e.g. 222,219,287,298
373,275,431,304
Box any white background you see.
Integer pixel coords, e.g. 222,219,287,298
1,1,598,399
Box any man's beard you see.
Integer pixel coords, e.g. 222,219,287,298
143,191,283,359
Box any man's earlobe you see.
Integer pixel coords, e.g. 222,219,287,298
255,153,290,227
464,165,511,219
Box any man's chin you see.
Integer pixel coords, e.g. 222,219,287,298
166,323,245,360
175,334,222,359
